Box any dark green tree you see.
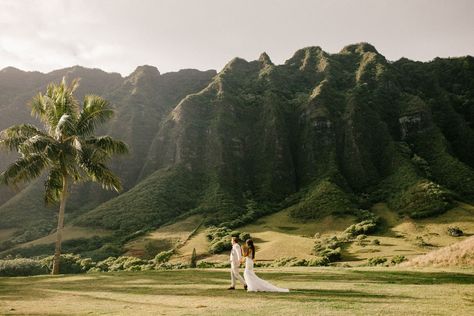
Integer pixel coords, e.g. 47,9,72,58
190,248,197,268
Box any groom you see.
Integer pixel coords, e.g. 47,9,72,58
228,236,247,290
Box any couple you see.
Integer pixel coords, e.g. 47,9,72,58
228,237,289,292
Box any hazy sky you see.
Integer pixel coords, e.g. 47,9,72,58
0,0,473,76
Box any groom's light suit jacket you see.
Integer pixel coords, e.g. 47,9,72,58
230,243,242,267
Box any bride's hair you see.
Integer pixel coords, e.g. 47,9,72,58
246,239,255,259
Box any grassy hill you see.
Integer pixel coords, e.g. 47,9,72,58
402,235,474,267
85,202,473,267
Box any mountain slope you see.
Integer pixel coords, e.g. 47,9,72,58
77,43,474,234
0,66,216,243
1,43,473,258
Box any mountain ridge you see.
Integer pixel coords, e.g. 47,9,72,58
0,43,473,258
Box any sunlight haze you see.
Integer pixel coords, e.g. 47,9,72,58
0,0,473,75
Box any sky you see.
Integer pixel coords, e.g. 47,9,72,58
0,0,473,76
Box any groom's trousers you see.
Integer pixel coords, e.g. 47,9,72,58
230,264,246,287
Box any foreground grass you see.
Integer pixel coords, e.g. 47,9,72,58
1,267,473,315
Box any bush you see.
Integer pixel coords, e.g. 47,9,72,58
308,257,330,266
41,254,94,274
205,227,251,254
391,255,407,265
154,250,174,264
0,258,49,276
196,261,216,268
313,236,343,262
95,256,146,272
371,239,381,245
344,220,378,237
447,226,463,237
209,239,231,254
367,257,387,266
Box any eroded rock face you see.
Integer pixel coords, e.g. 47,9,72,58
2,43,474,236
399,111,432,139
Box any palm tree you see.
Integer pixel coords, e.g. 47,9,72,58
0,78,128,274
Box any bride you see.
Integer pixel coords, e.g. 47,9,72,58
241,239,289,292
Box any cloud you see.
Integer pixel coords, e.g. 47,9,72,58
0,0,473,75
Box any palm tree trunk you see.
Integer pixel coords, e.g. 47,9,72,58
52,175,68,275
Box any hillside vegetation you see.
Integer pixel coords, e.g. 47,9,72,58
1,43,473,259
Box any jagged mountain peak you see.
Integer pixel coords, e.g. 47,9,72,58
340,42,379,55
258,52,273,65
129,65,161,79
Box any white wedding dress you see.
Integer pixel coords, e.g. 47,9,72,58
244,257,289,292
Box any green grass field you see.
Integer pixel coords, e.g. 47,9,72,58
1,267,473,315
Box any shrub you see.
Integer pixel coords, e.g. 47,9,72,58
209,239,232,254
0,258,49,276
344,220,378,237
41,254,94,274
367,257,387,266
371,239,381,245
205,227,251,254
313,236,343,262
391,255,407,265
320,247,342,262
447,226,463,237
154,250,174,264
196,261,216,268
308,257,330,266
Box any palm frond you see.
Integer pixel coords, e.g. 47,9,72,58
44,168,63,205
0,124,47,151
81,160,122,192
18,134,56,156
0,154,49,185
76,95,114,136
36,78,81,131
86,136,129,156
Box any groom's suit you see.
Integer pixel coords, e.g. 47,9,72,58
230,243,246,287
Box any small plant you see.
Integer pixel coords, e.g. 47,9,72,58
415,236,430,247
447,226,463,237
356,234,368,246
190,248,197,268
367,257,387,266
391,255,407,265
371,239,381,245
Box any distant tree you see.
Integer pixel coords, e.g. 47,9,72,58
0,78,128,274
190,248,197,268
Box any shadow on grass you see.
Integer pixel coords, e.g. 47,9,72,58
256,269,474,285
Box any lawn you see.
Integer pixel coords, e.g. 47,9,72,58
1,267,473,315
